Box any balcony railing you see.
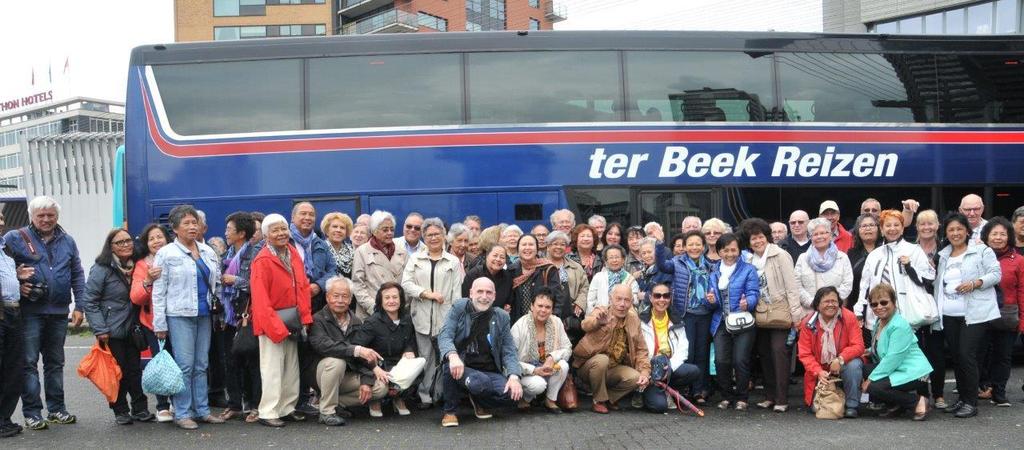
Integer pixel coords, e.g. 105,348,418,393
544,0,566,22
338,0,393,18
341,8,418,35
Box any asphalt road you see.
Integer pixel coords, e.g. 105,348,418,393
3,334,1024,449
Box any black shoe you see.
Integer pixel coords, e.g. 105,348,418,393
131,410,155,422
843,408,858,419
280,412,306,422
258,418,285,428
991,396,1011,407
953,403,978,418
416,401,434,411
944,400,965,413
334,407,353,419
114,414,133,425
294,403,318,416
878,406,905,418
318,414,346,426
0,423,23,438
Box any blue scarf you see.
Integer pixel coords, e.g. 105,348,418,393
684,256,710,310
806,243,839,273
290,223,315,277
606,267,627,297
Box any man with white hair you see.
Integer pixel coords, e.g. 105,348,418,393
4,196,85,430
550,209,576,234
770,222,788,243
681,216,702,234
643,222,664,243
779,210,811,263
959,194,987,245
588,215,607,241
395,212,425,256
438,278,522,427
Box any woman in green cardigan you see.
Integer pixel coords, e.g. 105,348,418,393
861,283,932,421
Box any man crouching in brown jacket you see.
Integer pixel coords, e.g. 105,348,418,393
573,284,652,414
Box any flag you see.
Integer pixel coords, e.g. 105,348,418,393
64,57,70,74
31,67,35,86
48,63,52,84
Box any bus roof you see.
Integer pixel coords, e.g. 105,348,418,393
130,30,1024,66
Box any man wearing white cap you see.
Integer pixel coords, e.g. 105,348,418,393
818,200,853,253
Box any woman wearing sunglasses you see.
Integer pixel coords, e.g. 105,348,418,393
862,283,932,421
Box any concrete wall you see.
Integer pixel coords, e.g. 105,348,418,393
823,0,868,32
21,132,124,280
825,0,981,31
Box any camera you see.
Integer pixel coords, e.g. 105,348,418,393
24,282,48,303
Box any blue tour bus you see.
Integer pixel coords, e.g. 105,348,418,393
122,31,1024,235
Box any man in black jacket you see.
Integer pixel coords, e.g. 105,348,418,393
310,277,386,426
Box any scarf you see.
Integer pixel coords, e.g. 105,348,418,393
370,235,395,260
605,267,628,297
817,312,838,364
512,257,552,289
806,242,839,273
268,245,293,274
289,223,315,276
221,242,246,327
684,256,710,310
329,240,354,276
113,257,134,286
526,317,559,364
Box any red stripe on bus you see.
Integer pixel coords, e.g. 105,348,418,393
144,88,1024,157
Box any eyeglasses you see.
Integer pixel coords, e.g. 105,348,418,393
651,292,671,299
405,224,421,231
789,220,805,225
113,239,134,247
869,300,891,308
859,223,877,229
425,233,443,239
961,207,982,213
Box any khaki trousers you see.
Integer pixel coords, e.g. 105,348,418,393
316,357,387,414
578,354,640,404
257,336,299,420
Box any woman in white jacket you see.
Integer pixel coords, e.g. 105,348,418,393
400,218,464,408
794,218,853,318
854,210,935,331
586,245,640,313
511,287,572,413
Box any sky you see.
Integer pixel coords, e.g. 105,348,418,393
0,0,175,107
0,0,822,110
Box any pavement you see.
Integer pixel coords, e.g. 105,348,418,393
3,333,1024,449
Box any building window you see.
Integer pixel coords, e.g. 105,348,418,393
466,0,505,30
0,175,24,192
418,12,448,31
871,0,1019,35
466,21,482,31
266,0,325,4
529,18,540,30
215,24,326,40
529,0,539,7
214,0,266,17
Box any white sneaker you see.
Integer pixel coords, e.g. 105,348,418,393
368,401,383,418
666,393,676,410
156,410,173,423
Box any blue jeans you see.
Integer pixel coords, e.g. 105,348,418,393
681,313,712,395
840,357,864,409
441,363,515,414
167,315,212,420
21,313,69,419
644,363,701,412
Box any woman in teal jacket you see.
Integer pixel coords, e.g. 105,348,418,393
862,283,932,421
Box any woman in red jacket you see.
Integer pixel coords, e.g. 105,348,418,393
980,217,1023,406
250,213,313,427
797,286,866,418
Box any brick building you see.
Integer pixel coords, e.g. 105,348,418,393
174,0,566,41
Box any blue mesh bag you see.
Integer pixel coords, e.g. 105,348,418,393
142,340,184,396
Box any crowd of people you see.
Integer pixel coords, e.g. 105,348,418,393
0,193,1022,436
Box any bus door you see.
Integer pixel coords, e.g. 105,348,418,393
636,188,722,234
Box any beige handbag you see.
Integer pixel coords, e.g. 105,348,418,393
813,377,845,420
755,295,793,329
